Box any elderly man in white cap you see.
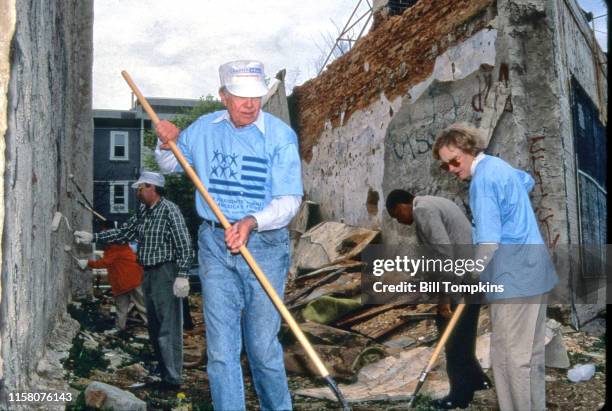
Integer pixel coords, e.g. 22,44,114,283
155,60,302,410
75,171,194,391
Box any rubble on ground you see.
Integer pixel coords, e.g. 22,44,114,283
84,381,146,411
58,209,605,410
291,221,379,273
284,214,605,408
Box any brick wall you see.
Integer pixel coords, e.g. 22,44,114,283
292,0,495,162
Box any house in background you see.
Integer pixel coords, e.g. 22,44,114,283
92,97,199,230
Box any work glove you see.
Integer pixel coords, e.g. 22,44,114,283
77,259,89,270
173,277,190,298
74,231,94,244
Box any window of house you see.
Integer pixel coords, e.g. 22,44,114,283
110,131,129,160
110,182,129,213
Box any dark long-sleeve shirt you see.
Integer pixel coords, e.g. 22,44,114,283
94,198,194,277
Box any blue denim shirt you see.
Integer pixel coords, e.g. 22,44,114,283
470,155,558,300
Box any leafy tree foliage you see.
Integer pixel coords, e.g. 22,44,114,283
143,95,224,150
143,95,225,251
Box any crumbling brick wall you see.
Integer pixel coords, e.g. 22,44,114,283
292,0,607,326
291,0,497,227
293,0,495,163
0,0,93,404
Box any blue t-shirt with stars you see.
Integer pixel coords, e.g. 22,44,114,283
174,110,303,222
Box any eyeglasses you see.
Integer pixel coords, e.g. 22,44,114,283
136,184,151,192
439,155,461,171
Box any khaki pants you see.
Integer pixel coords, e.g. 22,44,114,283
490,294,547,411
115,286,146,330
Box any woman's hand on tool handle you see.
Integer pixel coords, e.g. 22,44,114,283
155,120,181,150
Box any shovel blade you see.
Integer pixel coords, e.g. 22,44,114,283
323,375,351,411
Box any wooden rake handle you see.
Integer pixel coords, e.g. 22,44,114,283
425,303,466,373
121,70,331,378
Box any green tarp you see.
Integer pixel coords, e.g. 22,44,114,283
302,295,362,324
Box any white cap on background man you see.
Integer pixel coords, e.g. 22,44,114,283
131,171,165,188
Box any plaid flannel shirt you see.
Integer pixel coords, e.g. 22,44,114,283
95,198,194,277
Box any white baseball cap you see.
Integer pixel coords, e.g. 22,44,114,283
219,60,268,98
131,171,165,188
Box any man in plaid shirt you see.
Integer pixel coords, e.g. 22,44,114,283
75,171,194,390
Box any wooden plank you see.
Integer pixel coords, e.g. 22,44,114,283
295,260,364,284
333,303,407,327
286,268,345,306
369,312,438,340
293,222,379,271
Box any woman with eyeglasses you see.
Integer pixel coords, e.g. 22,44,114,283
433,123,558,411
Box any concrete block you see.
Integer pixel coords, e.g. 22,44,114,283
85,382,146,411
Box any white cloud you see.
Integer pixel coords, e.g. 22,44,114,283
93,0,369,109
94,1,607,109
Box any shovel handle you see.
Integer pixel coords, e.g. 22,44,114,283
121,70,331,378
425,303,466,372
408,303,467,408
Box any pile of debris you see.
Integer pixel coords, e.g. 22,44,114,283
63,296,210,410
280,202,605,406
283,201,458,402
59,200,605,410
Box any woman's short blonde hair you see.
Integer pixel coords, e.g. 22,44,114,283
432,122,485,160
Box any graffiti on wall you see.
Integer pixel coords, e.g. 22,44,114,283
471,63,513,114
392,132,436,160
471,67,493,112
529,135,560,248
392,62,514,162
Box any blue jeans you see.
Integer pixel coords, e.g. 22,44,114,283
198,222,292,411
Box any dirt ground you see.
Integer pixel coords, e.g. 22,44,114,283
64,289,606,411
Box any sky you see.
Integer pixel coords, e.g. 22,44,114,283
93,0,608,110
578,0,608,52
93,0,372,109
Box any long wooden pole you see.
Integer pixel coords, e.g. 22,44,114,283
121,70,350,409
408,303,466,408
